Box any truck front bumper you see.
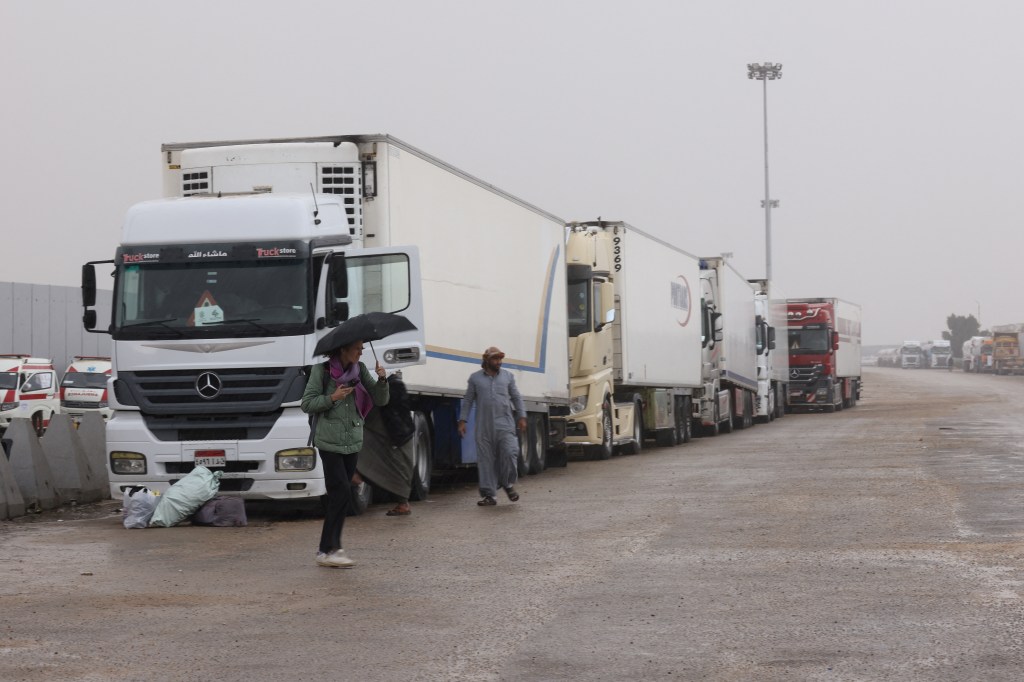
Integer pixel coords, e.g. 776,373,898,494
105,410,327,500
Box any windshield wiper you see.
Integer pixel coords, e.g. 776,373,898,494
120,318,185,337
219,318,275,333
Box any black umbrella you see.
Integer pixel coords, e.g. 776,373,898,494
313,311,418,361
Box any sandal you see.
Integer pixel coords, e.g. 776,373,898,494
386,507,411,516
504,487,520,502
477,496,497,506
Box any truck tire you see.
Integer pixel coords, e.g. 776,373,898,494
409,412,432,501
349,480,373,516
679,397,693,443
517,428,530,476
745,392,754,428
775,385,786,419
588,400,614,460
527,414,547,474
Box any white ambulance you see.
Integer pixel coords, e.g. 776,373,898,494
60,356,113,421
0,355,60,436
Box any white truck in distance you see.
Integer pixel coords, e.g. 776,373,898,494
562,221,701,458
697,257,758,434
750,280,788,422
920,340,952,369
83,135,569,501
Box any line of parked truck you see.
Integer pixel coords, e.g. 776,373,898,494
877,325,1024,375
72,134,863,508
876,340,952,369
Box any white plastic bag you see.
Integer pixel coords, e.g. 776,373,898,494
122,486,160,529
149,466,222,527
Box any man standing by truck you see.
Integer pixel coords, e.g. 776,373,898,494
458,347,527,506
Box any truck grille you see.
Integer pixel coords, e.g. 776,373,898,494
789,366,821,384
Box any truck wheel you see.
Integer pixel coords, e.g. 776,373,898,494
745,392,755,428
31,412,45,437
517,428,530,476
734,392,748,430
622,397,644,454
409,412,432,501
588,401,614,460
527,414,547,474
775,385,786,419
349,480,373,516
679,398,693,443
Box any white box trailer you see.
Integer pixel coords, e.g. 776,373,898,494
85,135,569,503
697,257,758,433
563,221,702,457
750,279,789,422
166,136,570,477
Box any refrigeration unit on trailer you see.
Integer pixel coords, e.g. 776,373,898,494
561,220,702,459
696,257,758,435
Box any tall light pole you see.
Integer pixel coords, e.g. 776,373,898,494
748,62,782,282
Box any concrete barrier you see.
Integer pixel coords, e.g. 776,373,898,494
76,413,110,499
6,419,61,511
40,414,104,504
0,441,27,519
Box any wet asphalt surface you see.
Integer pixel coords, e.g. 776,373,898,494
3,366,1024,681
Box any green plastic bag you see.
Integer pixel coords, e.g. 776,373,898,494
149,466,222,527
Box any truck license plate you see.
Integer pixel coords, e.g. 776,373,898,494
194,449,226,468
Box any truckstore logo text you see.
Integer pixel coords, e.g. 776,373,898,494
122,253,160,263
257,247,298,258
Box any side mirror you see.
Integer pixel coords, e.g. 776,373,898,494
768,326,776,351
83,309,97,330
82,264,97,307
331,255,348,298
833,331,840,350
713,312,724,342
332,301,349,323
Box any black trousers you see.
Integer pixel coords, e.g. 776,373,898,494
318,450,359,554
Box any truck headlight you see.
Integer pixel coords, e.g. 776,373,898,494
276,447,317,472
569,388,590,415
0,401,19,411
110,451,146,474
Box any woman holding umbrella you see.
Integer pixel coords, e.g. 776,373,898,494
302,339,389,568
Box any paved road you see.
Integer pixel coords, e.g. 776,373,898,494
3,366,1024,681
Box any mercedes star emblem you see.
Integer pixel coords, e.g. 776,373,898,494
195,371,222,400
790,369,800,379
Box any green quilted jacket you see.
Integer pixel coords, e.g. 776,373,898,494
301,361,390,454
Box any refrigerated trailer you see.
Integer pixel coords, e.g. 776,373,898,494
83,135,569,501
562,221,702,459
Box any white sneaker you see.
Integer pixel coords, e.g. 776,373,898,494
316,549,355,568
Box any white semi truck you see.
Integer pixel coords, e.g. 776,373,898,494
561,221,702,458
750,279,788,422
696,257,759,434
82,135,568,501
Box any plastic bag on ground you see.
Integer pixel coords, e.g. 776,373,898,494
149,466,222,527
192,495,247,527
122,486,159,529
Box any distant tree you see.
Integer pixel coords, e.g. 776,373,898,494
942,314,980,358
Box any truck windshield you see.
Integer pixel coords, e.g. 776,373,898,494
113,259,311,339
567,278,592,337
0,372,16,390
788,329,830,353
61,373,109,389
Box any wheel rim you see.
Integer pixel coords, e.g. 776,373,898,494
414,422,430,485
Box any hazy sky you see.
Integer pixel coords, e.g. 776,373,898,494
3,1,1021,345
